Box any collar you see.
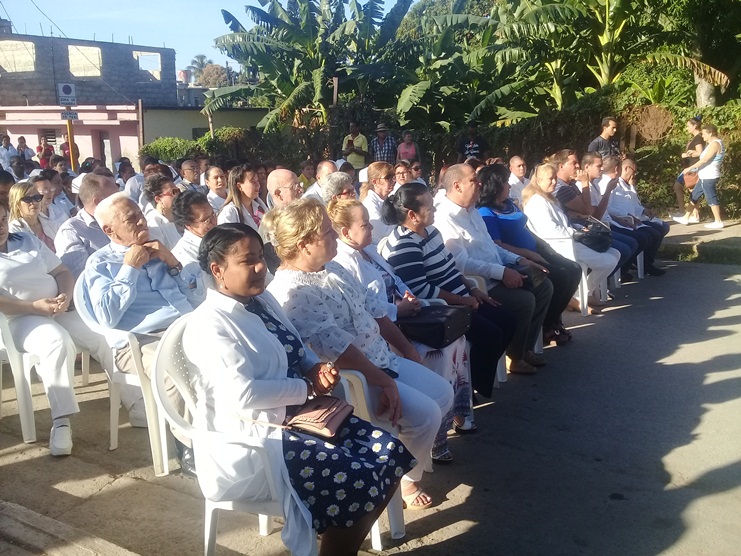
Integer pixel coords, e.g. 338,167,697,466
79,209,97,226
108,241,131,254
182,229,201,246
436,192,470,217
335,238,361,258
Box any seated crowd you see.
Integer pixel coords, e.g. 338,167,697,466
1,124,676,555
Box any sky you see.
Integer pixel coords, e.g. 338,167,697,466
0,0,254,73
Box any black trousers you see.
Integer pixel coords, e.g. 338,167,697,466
534,237,582,330
467,303,516,398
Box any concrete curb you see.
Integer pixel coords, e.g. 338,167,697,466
0,500,138,556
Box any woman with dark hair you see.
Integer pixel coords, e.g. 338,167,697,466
392,160,412,193
141,172,182,250
254,162,270,206
171,190,217,267
184,222,415,556
477,164,581,344
40,168,76,217
672,116,705,217
380,182,520,382
217,164,268,230
204,166,228,211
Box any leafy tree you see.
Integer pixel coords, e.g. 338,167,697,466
187,54,214,83
199,64,230,88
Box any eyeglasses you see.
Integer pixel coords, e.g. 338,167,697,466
194,211,216,224
395,171,409,176
21,194,44,204
338,188,356,198
381,174,395,180
277,183,303,192
181,167,198,173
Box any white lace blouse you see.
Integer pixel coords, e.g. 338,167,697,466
267,261,400,371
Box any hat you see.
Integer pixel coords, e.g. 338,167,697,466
375,123,389,132
358,168,368,183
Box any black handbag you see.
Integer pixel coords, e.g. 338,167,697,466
573,217,612,253
395,305,472,349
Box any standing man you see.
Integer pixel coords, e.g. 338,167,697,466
370,124,397,164
0,135,18,171
457,122,489,162
341,121,369,170
59,133,80,170
587,117,621,160
507,156,530,207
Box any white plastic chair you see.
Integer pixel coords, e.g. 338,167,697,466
0,312,90,443
151,314,318,556
73,276,169,476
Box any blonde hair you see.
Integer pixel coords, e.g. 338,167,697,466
271,197,326,262
522,163,558,207
327,198,364,233
361,161,394,201
8,181,36,221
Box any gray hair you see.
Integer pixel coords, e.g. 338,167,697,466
94,191,135,228
321,171,354,204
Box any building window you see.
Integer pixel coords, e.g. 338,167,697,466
133,51,161,81
68,45,102,77
0,40,36,72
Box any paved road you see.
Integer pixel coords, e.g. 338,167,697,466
1,260,740,555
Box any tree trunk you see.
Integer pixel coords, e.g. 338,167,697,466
694,73,717,107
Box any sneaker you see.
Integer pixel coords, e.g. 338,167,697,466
704,221,724,229
128,399,148,428
687,216,700,224
50,422,72,456
672,216,689,225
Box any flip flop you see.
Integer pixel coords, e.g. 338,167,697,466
432,450,453,465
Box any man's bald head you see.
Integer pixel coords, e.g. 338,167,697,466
267,169,302,207
509,156,526,179
316,160,338,186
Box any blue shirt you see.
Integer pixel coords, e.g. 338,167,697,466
83,242,202,336
478,202,537,251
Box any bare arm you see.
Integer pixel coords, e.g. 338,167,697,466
683,141,719,173
376,315,421,363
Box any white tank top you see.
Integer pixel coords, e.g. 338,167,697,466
698,139,724,180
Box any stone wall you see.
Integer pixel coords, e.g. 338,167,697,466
0,33,177,107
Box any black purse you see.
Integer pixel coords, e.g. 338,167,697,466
395,305,472,349
573,217,612,253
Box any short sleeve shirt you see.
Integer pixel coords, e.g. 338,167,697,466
343,133,369,169
457,136,488,159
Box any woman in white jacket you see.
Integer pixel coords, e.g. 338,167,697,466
523,164,620,310
183,223,415,556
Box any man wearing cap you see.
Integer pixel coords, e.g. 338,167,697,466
370,123,397,164
341,121,369,170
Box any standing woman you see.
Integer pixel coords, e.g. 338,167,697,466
16,136,36,163
676,123,725,229
396,131,420,163
672,117,705,218
217,164,268,231
8,180,61,251
360,161,396,245
36,136,55,169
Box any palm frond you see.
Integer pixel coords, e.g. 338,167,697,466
644,53,730,89
221,10,247,33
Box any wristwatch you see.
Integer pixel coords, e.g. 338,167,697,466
167,262,183,276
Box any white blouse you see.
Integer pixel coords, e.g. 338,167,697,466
362,189,394,245
171,229,201,268
144,205,182,251
523,194,574,240
0,232,61,303
183,288,318,555
217,198,269,231
9,214,62,244
267,262,400,371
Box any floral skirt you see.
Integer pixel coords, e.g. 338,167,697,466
283,415,416,533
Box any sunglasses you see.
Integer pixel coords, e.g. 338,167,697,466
21,194,44,204
158,189,180,198
411,166,421,171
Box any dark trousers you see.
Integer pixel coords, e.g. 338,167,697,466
611,231,639,275
610,225,662,267
535,238,582,330
467,303,516,398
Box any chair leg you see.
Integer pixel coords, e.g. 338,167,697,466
496,353,507,385
579,270,589,317
533,327,544,355
80,351,90,386
140,376,167,477
258,514,274,536
637,251,645,279
15,359,36,443
204,503,219,556
599,278,609,303
386,489,406,540
109,382,121,451
370,518,382,550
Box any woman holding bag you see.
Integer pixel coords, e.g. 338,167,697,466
672,117,705,219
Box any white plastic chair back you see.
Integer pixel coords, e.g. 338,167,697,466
73,275,169,475
151,314,301,556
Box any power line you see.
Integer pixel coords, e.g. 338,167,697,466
27,0,137,104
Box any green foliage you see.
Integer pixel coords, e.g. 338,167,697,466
139,137,203,161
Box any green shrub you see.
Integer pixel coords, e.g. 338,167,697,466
139,137,203,162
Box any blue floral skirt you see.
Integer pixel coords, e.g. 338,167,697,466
282,415,416,533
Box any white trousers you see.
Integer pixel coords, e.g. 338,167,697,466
367,357,454,482
574,244,621,296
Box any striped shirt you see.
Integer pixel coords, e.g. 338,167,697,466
380,225,469,299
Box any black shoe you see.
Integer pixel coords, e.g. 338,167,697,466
620,271,634,282
175,439,197,478
646,266,666,276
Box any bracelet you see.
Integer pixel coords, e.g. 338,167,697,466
303,377,316,399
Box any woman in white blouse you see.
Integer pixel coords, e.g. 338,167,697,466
328,198,473,463
266,198,454,510
205,166,227,211
0,201,110,456
171,190,217,267
8,180,61,251
141,172,183,251
184,223,415,556
360,161,396,245
523,164,620,310
216,164,269,230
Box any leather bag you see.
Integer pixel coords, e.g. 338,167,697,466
573,217,612,253
684,170,699,189
285,396,354,438
395,305,472,349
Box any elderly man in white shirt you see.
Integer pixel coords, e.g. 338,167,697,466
433,163,553,371
507,156,530,207
302,159,336,202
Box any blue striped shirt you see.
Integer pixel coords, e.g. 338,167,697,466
381,225,469,299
